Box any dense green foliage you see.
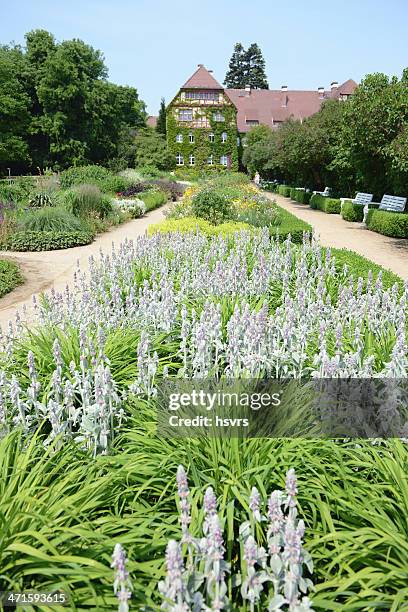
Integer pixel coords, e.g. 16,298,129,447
1,229,94,251
366,209,408,238
139,189,168,211
341,200,364,222
63,184,113,219
134,128,175,171
17,207,86,232
59,165,129,193
243,69,408,199
156,97,167,136
0,259,23,296
191,189,232,224
224,42,268,89
0,30,146,172
329,247,403,291
310,194,341,213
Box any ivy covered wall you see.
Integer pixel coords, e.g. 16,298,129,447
166,93,238,171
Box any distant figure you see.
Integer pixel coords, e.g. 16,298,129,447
254,171,260,186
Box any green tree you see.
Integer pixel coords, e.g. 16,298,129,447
156,98,167,135
0,45,31,171
244,43,268,89
224,43,246,88
334,71,408,197
134,127,175,170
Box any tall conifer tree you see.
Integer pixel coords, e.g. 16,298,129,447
244,43,269,89
156,97,167,135
224,43,246,88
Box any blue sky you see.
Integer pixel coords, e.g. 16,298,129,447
2,0,407,114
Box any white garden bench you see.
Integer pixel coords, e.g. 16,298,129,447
313,187,331,197
362,194,407,224
340,192,373,213
378,194,407,213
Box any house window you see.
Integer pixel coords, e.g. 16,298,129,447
178,109,193,121
185,91,220,101
213,112,225,122
176,153,184,166
221,132,227,143
220,155,228,166
189,132,194,143
245,119,259,126
189,153,195,166
207,155,213,165
208,133,215,142
176,133,183,143
237,137,241,146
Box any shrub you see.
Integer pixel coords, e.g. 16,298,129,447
0,259,24,297
191,189,232,225
290,187,298,200
366,209,408,238
112,198,146,219
118,168,144,183
310,194,341,213
27,192,55,208
147,180,186,201
138,190,168,211
18,208,86,233
278,185,291,197
64,184,113,219
0,177,35,205
134,128,176,171
59,165,129,193
341,200,364,222
116,183,148,197
1,230,94,251
294,189,311,205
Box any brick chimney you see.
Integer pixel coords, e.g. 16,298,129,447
331,81,339,90
281,85,288,92
318,86,325,98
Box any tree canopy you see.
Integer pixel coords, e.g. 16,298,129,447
0,29,146,173
224,42,268,89
243,69,408,199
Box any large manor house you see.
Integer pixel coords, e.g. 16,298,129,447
148,65,357,171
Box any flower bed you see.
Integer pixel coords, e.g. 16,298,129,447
0,227,407,608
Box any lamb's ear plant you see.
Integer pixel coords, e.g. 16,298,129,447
158,466,314,610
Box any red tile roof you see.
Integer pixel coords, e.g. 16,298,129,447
182,64,223,89
226,79,357,132
147,115,157,128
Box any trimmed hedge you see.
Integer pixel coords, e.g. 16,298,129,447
341,200,364,222
366,209,408,238
273,205,312,243
330,248,403,292
1,230,94,252
293,189,311,205
310,194,341,214
278,185,291,197
0,259,24,297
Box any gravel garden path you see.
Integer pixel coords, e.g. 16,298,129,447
0,205,169,328
268,193,408,280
